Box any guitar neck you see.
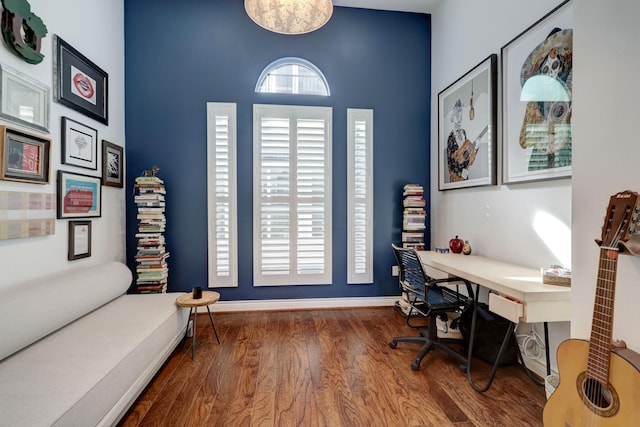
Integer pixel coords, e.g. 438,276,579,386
587,247,619,384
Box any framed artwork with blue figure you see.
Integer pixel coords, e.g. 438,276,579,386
502,0,573,184
438,54,497,190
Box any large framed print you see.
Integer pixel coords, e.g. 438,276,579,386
62,117,98,170
0,125,51,184
57,170,102,219
54,35,108,125
502,0,573,184
438,54,497,190
0,62,50,133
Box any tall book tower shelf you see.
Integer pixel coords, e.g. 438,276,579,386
396,184,426,317
134,174,169,293
402,184,426,250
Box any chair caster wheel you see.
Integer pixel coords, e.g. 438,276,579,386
389,341,397,349
411,361,420,371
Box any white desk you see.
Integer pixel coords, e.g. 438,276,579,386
417,251,571,324
417,251,571,391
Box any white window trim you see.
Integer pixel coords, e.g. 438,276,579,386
347,108,374,284
253,104,333,286
255,57,331,96
207,102,238,287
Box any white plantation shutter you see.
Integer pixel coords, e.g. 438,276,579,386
207,103,238,287
347,109,373,284
253,104,332,286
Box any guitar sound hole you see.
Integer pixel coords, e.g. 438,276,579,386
582,378,611,409
577,372,619,417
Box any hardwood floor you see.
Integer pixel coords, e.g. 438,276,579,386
118,307,546,427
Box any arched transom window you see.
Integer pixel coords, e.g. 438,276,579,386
255,57,330,96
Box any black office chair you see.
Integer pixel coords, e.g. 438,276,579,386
389,244,474,371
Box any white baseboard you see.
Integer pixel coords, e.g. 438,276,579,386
194,296,399,314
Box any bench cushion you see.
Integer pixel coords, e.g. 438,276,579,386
0,292,188,427
0,262,131,361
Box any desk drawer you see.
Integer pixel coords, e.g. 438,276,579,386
489,293,523,323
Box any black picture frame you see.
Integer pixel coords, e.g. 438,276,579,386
68,220,91,260
102,140,123,188
54,35,108,125
57,170,102,219
438,54,498,190
501,0,573,184
61,116,98,170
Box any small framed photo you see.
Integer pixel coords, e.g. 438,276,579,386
0,62,50,133
62,116,98,170
0,125,51,184
102,140,123,187
68,220,91,260
57,170,102,219
438,54,497,190
54,35,108,125
501,0,573,183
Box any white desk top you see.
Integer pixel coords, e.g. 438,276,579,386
417,251,571,323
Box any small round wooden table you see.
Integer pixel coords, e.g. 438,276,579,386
176,291,221,360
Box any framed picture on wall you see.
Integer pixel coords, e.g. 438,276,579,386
54,35,109,125
68,220,91,260
62,116,98,170
0,62,50,133
502,0,573,184
57,170,102,219
0,125,51,184
101,140,123,187
438,54,497,190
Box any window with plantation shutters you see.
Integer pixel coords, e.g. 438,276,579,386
207,103,238,287
253,104,332,286
347,109,373,284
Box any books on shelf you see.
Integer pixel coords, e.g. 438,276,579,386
134,173,168,293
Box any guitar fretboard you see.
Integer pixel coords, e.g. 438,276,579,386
586,247,618,384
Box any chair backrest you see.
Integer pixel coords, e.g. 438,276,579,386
392,243,428,298
392,244,473,309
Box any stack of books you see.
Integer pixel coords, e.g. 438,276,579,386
402,184,426,250
134,175,169,293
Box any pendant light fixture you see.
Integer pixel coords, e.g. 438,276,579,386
245,0,333,35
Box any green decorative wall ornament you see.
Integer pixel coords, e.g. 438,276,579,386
1,0,47,64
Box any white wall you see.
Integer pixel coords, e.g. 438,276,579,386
0,0,125,286
432,0,640,372
572,0,640,349
430,0,573,373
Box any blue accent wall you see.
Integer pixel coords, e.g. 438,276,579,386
124,0,431,300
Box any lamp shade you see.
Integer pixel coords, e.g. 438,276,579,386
245,0,333,35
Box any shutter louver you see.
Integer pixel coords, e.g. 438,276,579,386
254,105,332,286
347,109,373,284
207,103,238,287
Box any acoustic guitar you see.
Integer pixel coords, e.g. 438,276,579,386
543,190,640,426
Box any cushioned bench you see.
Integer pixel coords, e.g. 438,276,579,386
0,262,189,427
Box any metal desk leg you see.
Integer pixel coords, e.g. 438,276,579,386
466,284,517,393
544,321,551,376
206,306,220,344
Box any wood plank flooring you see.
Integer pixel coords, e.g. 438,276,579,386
118,307,546,427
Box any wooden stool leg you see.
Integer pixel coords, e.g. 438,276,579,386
206,306,220,344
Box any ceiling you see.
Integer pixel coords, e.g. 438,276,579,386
332,0,441,14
